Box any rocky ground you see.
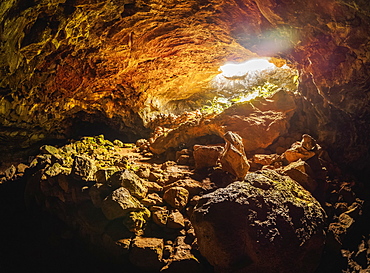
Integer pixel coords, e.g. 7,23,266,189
0,128,369,272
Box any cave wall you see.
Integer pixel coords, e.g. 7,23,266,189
1,0,370,171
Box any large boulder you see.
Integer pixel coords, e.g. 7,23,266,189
191,170,326,273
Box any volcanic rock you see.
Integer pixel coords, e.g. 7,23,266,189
163,187,189,210
109,170,148,199
193,145,223,170
129,236,164,271
100,187,142,220
219,131,250,180
191,170,326,273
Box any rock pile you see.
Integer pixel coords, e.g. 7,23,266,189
12,132,367,272
25,135,210,272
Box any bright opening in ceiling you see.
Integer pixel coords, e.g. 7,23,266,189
197,58,298,115
220,58,276,78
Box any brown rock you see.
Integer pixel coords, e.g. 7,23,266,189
109,170,147,199
163,187,189,210
167,210,185,229
143,181,163,192
252,153,280,165
72,155,97,181
283,141,316,163
163,178,205,197
161,236,201,273
129,237,164,271
100,187,142,220
141,193,164,206
282,159,317,193
220,131,250,180
152,207,169,227
193,145,223,170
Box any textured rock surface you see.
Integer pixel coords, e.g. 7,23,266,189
150,90,296,154
0,0,370,172
219,131,250,180
191,170,326,273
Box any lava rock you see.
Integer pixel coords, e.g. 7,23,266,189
129,236,164,271
193,145,223,170
191,170,326,273
163,186,189,210
109,170,148,199
71,155,97,181
220,131,250,180
101,187,142,220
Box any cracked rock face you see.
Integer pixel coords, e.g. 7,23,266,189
1,0,370,170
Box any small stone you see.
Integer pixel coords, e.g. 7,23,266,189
4,165,16,180
16,163,29,173
123,208,151,234
152,208,169,227
72,155,97,181
163,178,204,197
163,187,189,210
113,139,124,147
144,181,163,192
129,237,164,271
167,210,185,229
136,167,151,179
141,193,164,206
95,167,119,184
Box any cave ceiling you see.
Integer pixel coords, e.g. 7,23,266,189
1,0,370,169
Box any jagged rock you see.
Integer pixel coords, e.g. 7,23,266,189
71,155,97,181
152,207,169,227
193,145,223,170
129,237,164,271
101,187,142,220
191,170,326,273
4,165,16,180
282,159,317,193
141,193,164,206
219,131,250,180
144,181,163,192
163,178,205,197
123,208,151,234
252,154,280,166
163,187,189,210
16,163,28,173
161,236,202,273
167,210,185,229
89,183,111,208
95,167,119,184
283,135,317,163
110,170,147,199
